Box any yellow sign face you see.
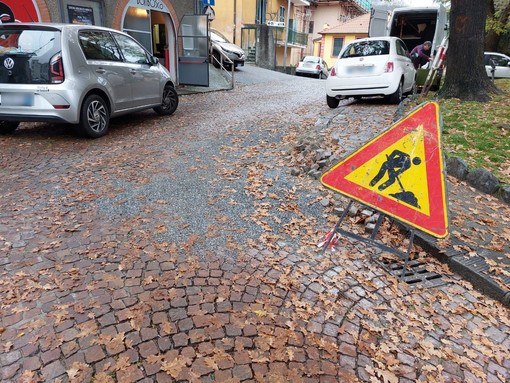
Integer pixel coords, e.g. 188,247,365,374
345,125,430,214
320,102,449,238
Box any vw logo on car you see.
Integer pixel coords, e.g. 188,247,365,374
3,57,14,69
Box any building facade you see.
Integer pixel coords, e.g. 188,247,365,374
210,0,370,70
318,12,369,68
1,0,201,81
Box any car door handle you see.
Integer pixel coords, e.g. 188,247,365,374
96,68,106,74
129,69,137,74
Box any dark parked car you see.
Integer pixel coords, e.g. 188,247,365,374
209,29,245,70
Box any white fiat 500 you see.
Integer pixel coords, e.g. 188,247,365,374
0,23,179,138
326,36,416,107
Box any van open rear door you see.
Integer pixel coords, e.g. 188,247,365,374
369,7,390,37
432,4,448,55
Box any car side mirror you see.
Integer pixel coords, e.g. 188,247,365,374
149,56,159,66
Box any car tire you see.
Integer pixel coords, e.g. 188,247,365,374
79,94,110,138
327,95,340,109
212,51,221,68
409,80,418,98
388,80,403,104
0,121,20,134
154,84,179,116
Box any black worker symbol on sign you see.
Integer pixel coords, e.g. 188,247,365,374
369,149,422,208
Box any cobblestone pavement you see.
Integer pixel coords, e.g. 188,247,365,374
1,66,509,383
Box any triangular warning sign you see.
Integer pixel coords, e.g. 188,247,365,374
321,101,449,238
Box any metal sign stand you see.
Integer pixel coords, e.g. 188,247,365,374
321,200,415,280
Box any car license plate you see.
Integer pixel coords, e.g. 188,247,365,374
347,66,374,74
0,92,34,106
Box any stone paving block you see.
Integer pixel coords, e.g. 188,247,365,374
141,327,159,341
143,361,161,376
1,362,20,380
173,332,189,347
116,365,144,382
1,350,22,366
233,351,251,365
178,317,194,332
189,329,207,344
41,348,60,365
22,356,41,371
21,342,39,358
233,364,253,380
41,360,65,381
84,345,105,364
61,341,79,358
139,340,159,358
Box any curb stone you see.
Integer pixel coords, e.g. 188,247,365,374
409,227,510,308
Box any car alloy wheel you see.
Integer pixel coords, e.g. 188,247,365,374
79,94,110,138
154,84,179,116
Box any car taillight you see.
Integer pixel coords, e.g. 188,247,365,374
50,53,64,84
385,61,394,73
316,64,321,70
331,67,336,76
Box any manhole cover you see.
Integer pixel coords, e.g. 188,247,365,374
376,258,447,288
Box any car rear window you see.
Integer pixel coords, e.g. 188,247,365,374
303,56,319,63
341,40,390,58
0,28,61,84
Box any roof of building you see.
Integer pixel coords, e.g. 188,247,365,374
319,12,370,35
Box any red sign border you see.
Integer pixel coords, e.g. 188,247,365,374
320,101,449,238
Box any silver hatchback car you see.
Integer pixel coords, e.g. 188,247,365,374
0,23,178,138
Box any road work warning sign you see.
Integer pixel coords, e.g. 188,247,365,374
321,101,449,238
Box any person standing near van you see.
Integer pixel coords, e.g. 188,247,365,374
410,41,432,69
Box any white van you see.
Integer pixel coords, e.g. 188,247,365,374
369,5,448,89
369,5,448,58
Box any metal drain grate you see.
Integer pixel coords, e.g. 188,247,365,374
376,258,447,287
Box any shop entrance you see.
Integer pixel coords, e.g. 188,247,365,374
122,5,177,82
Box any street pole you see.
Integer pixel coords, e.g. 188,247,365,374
283,0,291,73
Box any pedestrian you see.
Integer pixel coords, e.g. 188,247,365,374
410,41,432,69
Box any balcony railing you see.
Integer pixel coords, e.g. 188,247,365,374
274,27,308,47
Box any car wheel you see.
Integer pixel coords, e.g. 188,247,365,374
79,94,110,138
212,51,221,68
388,80,403,104
409,80,418,98
154,84,179,116
327,95,340,109
0,121,20,134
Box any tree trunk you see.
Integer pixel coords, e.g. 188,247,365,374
439,0,500,101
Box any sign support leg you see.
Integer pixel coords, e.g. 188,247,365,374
322,199,417,280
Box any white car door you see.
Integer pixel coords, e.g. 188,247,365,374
396,39,415,92
493,54,510,78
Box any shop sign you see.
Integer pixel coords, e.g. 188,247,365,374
126,0,169,13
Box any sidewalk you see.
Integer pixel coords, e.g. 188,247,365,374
0,67,509,383
180,65,510,305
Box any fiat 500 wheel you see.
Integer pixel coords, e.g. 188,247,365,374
0,121,20,134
